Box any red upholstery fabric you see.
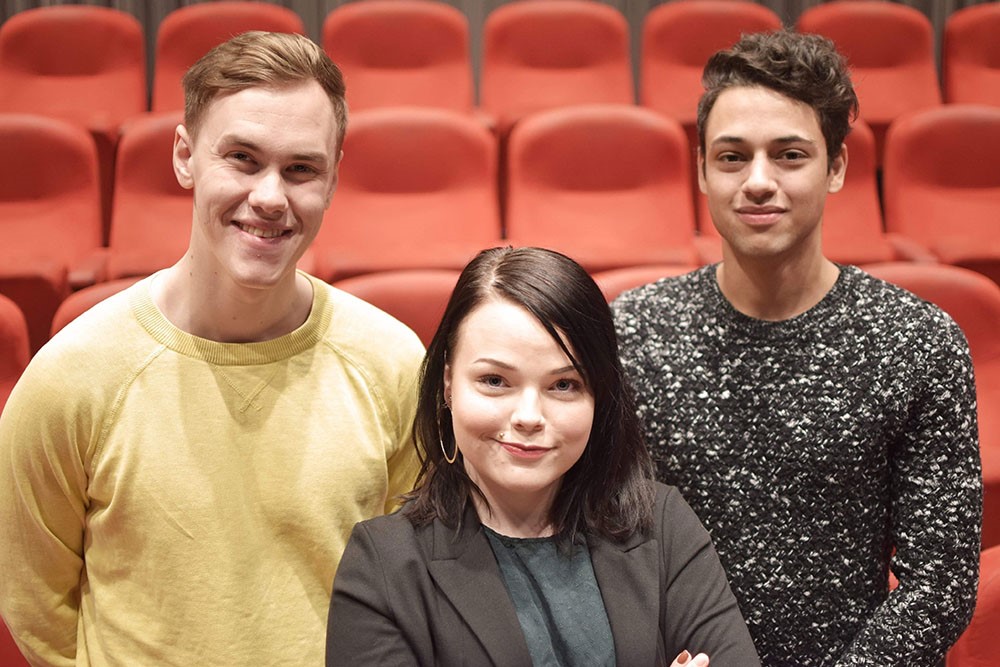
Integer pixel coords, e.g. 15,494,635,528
640,0,781,127
943,3,1000,106
883,105,1000,284
508,102,696,273
506,104,701,271
592,265,699,302
322,0,473,113
0,114,103,352
49,278,140,338
0,294,29,412
0,5,147,235
313,107,501,281
480,0,633,132
0,618,29,667
152,2,304,112
0,5,146,125
332,270,459,348
106,112,192,280
797,1,941,164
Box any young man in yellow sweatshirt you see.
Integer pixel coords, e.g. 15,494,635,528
0,31,424,666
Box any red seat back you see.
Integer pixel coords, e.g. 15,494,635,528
641,0,782,126
797,1,941,162
0,114,102,351
0,294,29,411
943,3,1000,106
152,2,305,112
0,6,146,128
481,0,633,128
883,105,1000,281
322,0,473,113
108,112,193,279
333,270,460,347
314,108,501,281
507,104,699,271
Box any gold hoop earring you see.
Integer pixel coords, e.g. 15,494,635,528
438,406,457,464
440,436,458,465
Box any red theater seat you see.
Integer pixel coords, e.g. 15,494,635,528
506,104,705,272
50,278,140,338
322,0,473,113
313,107,501,281
333,270,460,347
797,1,941,164
152,2,305,112
480,0,633,133
0,114,104,353
104,112,192,280
0,5,147,234
641,0,782,130
592,265,698,302
0,294,29,411
944,3,1000,106
883,105,1000,284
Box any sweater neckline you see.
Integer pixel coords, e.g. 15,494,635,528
130,271,333,365
704,263,858,340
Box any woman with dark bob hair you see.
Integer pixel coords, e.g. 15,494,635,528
327,247,758,666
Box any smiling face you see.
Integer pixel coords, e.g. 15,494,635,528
173,80,341,294
443,298,595,531
699,85,847,265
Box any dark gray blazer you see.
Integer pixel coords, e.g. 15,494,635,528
327,482,760,666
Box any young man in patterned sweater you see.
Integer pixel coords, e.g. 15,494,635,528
613,30,981,666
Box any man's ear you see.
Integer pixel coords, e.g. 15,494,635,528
697,148,708,195
173,125,195,190
324,149,344,208
827,143,848,194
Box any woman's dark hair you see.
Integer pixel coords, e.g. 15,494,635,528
697,29,859,167
403,247,655,543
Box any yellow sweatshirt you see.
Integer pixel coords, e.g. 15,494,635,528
0,272,424,666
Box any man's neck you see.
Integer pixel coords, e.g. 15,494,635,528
716,251,840,322
152,265,313,343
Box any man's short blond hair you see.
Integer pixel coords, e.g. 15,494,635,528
183,31,347,148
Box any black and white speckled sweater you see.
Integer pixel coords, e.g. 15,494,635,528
612,264,982,667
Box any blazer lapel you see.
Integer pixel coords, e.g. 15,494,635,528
590,532,662,666
426,509,532,667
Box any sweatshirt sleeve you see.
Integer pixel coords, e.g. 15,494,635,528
837,317,982,665
0,353,94,667
380,328,424,515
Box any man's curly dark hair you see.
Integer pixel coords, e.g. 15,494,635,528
696,30,859,167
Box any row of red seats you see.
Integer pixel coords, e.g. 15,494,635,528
3,99,999,353
1,0,998,215
2,0,996,119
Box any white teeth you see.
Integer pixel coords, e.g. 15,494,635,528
238,223,284,239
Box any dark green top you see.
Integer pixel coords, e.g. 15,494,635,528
484,527,615,667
